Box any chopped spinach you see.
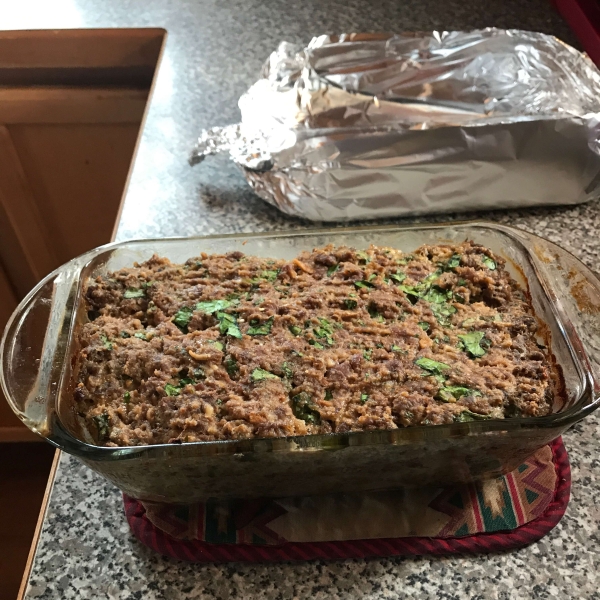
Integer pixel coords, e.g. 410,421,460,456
356,250,371,264
355,280,374,290
454,410,492,422
100,333,113,351
482,256,496,270
309,340,325,350
123,392,131,404
391,344,406,354
289,325,302,336
208,340,224,352
363,349,373,360
251,368,279,382
261,270,279,282
327,264,339,276
314,318,334,345
457,278,467,286
431,302,457,327
423,286,451,304
193,367,206,380
389,272,406,284
367,273,377,282
120,331,131,338
124,288,145,299
458,331,488,358
93,413,110,441
360,393,369,404
446,254,461,269
281,362,293,379
343,298,358,310
172,307,194,331
165,383,181,397
224,356,239,377
196,299,236,314
436,386,481,403
216,312,242,339
415,357,450,378
418,322,430,331
247,316,274,336
291,392,321,424
134,332,147,340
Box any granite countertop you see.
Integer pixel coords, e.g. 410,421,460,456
8,0,600,598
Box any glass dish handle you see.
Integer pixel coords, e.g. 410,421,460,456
0,265,77,437
521,231,600,396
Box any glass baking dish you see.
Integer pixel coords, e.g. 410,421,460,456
2,222,600,504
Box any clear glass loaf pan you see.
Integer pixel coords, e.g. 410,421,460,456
2,222,600,504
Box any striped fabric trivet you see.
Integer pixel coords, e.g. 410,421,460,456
124,438,570,562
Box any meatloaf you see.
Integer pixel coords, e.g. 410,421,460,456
75,241,557,447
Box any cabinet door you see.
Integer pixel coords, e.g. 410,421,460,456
0,259,36,440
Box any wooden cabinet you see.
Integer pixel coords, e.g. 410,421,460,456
0,28,165,441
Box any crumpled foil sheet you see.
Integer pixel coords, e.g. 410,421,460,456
190,29,600,222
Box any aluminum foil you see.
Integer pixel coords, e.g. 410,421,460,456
191,29,600,221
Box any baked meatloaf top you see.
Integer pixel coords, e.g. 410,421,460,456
74,241,557,446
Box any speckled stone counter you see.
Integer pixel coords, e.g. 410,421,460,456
8,0,600,598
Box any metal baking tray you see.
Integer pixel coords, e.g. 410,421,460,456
2,222,600,503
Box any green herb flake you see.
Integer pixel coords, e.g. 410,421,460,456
454,410,493,422
447,254,461,269
314,318,334,345
457,278,467,286
389,272,406,284
281,362,293,379
93,413,110,441
208,340,224,352
216,312,242,339
423,286,451,304
367,273,377,282
120,331,131,338
251,368,279,382
354,280,374,290
363,349,373,361
123,392,131,404
418,322,430,331
193,367,206,380
482,256,496,270
431,302,457,327
343,299,358,310
134,332,147,340
398,285,421,303
309,340,325,350
415,357,450,376
356,250,371,264
179,378,194,388
124,288,145,299
291,392,321,424
172,307,194,331
436,386,481,403
247,316,274,336
100,333,113,351
224,357,239,377
391,344,406,353
261,270,279,282
289,325,302,336
196,299,235,314
165,383,181,397
327,264,339,276
458,331,487,358
360,393,369,404
324,390,333,400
